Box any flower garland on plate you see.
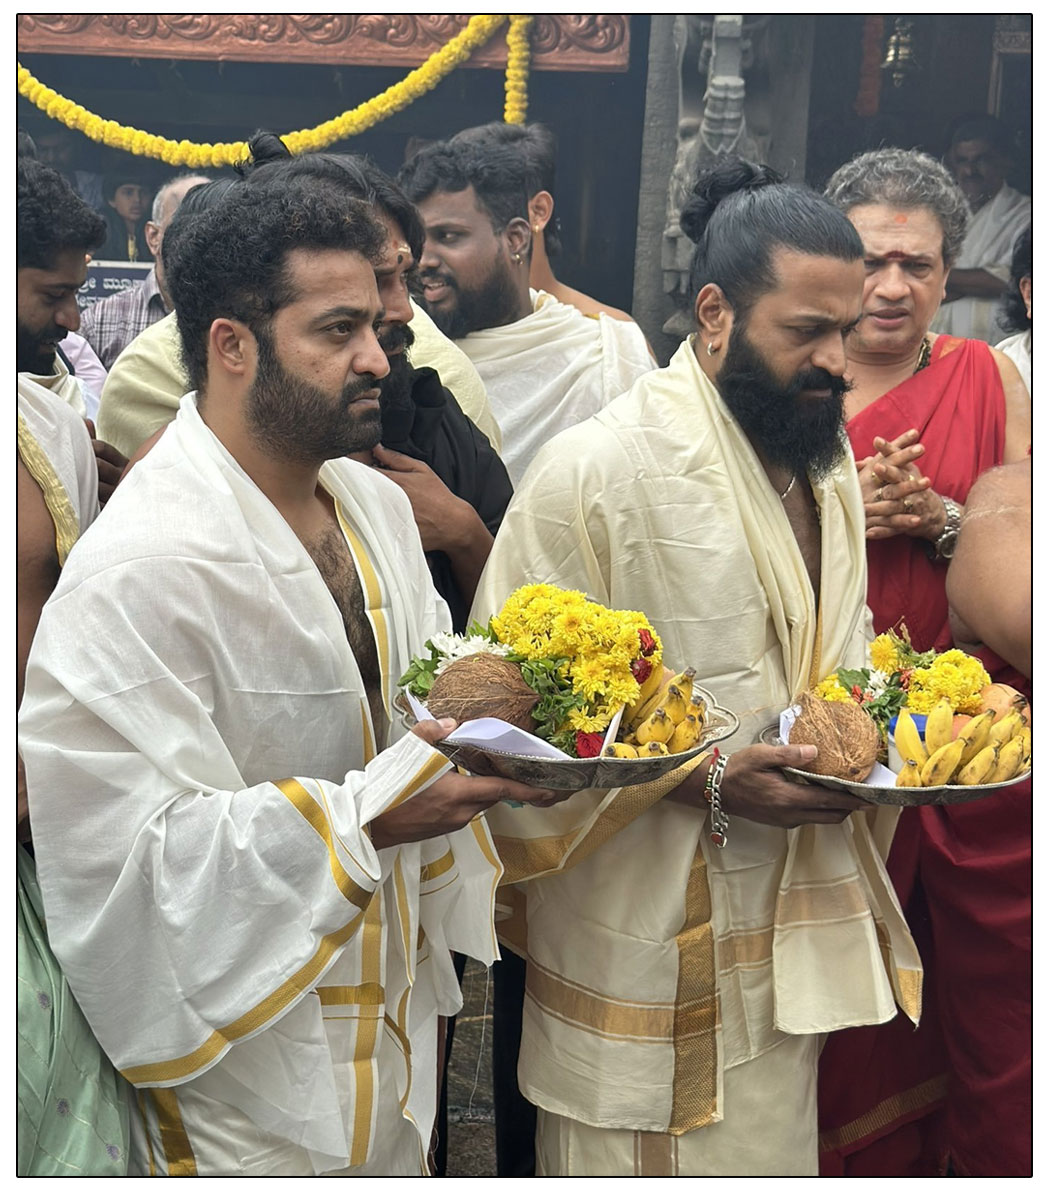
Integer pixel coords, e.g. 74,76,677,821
17,13,535,169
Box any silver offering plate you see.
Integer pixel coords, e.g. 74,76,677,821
758,724,1031,806
396,685,739,791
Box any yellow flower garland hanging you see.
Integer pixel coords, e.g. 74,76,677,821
16,13,534,169
504,14,534,124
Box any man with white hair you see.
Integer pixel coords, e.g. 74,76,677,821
79,171,209,368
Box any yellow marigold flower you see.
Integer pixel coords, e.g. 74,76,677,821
869,633,900,674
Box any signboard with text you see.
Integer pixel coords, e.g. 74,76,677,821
78,261,152,310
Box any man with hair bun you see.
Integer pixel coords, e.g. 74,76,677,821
19,179,561,1176
818,148,1031,1178
469,157,919,1176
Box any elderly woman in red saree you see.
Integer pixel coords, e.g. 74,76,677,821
816,148,1031,1178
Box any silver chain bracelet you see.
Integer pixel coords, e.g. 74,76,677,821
704,748,731,848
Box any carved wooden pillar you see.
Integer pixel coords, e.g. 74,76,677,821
633,15,815,358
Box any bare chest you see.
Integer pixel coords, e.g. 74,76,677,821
302,524,383,726
782,484,822,602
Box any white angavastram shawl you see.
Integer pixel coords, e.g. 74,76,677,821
21,354,88,417
17,372,99,560
19,395,501,1174
457,289,657,487
931,183,1031,344
472,339,919,1136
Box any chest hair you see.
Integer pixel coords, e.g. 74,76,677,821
303,525,384,732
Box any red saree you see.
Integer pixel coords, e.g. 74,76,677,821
818,337,1031,1177
847,336,1006,652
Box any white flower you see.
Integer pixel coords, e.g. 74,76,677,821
431,632,510,676
867,669,889,696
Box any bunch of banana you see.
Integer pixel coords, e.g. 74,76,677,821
604,667,706,759
893,699,1030,788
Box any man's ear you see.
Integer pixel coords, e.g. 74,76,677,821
144,221,163,259
694,283,733,351
528,190,554,236
209,318,255,380
504,216,533,262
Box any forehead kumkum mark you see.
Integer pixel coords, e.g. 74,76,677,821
893,213,908,223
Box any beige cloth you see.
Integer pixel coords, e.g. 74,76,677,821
457,289,657,486
536,1034,819,1176
21,355,88,418
931,183,1031,344
97,305,502,459
17,373,99,561
409,303,501,451
19,395,502,1175
471,338,919,1164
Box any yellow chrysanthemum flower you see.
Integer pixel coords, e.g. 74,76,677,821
813,674,856,704
869,633,901,674
905,650,989,715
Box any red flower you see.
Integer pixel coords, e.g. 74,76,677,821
900,668,913,689
631,657,652,684
638,629,657,656
851,684,865,702
575,731,604,758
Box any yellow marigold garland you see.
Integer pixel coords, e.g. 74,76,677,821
16,13,527,169
504,14,534,124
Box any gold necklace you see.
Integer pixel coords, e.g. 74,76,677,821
913,335,931,375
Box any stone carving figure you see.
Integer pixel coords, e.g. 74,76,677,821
662,14,770,336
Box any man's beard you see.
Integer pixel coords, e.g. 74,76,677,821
247,327,383,464
716,325,851,481
421,254,520,340
377,320,416,410
16,319,62,374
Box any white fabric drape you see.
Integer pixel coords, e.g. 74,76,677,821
19,395,501,1174
931,183,1031,344
472,339,919,1139
458,289,657,486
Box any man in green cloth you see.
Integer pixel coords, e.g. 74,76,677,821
17,153,130,1177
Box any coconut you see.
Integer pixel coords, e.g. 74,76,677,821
425,654,540,732
789,690,881,782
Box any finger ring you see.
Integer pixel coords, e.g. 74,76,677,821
874,487,884,503
903,497,913,512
